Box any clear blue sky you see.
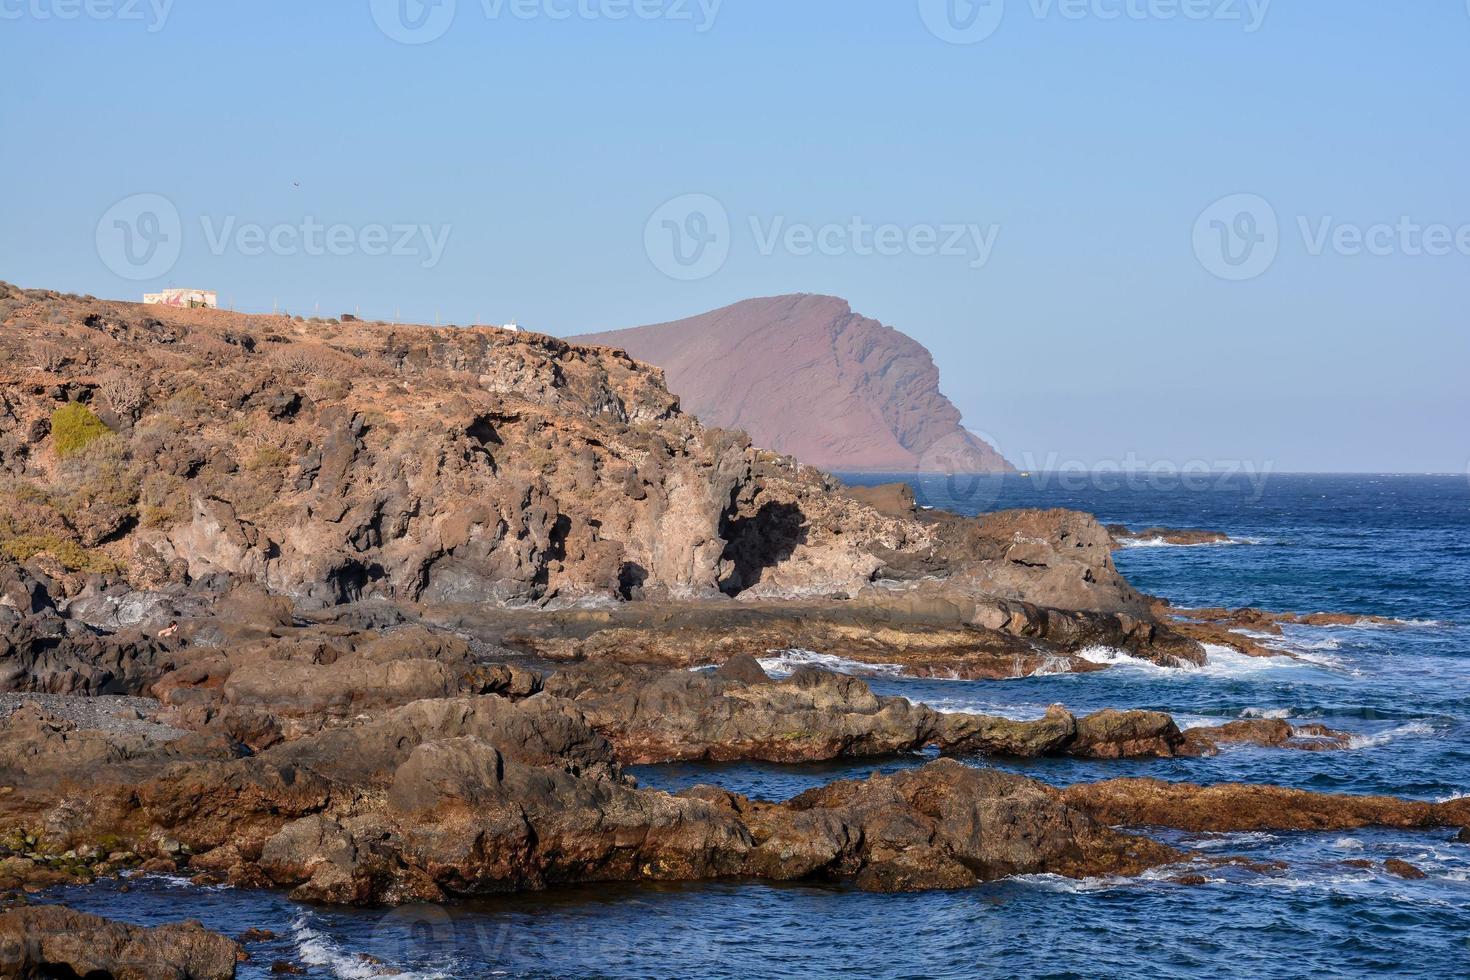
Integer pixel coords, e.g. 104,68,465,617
3,1,1467,472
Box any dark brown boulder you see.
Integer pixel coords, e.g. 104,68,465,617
713,653,770,685
722,760,1181,891
1063,779,1470,833
1384,858,1427,880
1069,709,1187,759
0,905,242,979
1183,719,1351,754
935,705,1078,757
546,663,1243,765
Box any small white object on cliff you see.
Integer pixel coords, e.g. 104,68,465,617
143,288,217,309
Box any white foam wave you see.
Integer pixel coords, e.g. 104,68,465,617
1006,872,1132,893
1284,637,1343,653
1076,643,1327,679
1229,633,1356,672
757,649,907,678
1347,721,1437,749
922,698,1048,721
1118,535,1262,549
1240,707,1295,720
1317,616,1446,630
294,914,392,979
1435,791,1470,803
123,870,230,891
1027,655,1074,677
1234,628,1346,660
1187,831,1279,850
293,914,439,980
1074,645,1170,671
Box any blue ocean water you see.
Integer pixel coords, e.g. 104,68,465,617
40,475,1470,978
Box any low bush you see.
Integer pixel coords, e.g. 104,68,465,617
0,533,121,575
51,403,111,457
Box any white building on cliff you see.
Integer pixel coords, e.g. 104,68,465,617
144,288,217,309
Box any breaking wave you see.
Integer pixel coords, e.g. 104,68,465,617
292,913,453,980
757,649,908,678
1240,707,1297,720
1117,535,1263,549
1346,721,1439,750
920,698,1050,720
294,914,401,979
1075,643,1330,679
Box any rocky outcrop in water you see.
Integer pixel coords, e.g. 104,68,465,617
686,760,1178,892
0,905,242,979
544,657,1203,763
1106,525,1234,548
0,688,1185,904
1062,779,1470,833
1161,604,1415,659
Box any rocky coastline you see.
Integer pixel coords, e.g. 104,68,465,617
0,283,1459,976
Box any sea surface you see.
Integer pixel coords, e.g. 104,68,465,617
40,474,1470,978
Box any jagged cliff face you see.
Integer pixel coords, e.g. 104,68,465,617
577,294,1011,473
0,283,839,607
0,283,1144,625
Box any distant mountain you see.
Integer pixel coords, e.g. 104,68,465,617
576,294,1011,473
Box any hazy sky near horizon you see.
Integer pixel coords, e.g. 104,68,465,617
3,2,1467,472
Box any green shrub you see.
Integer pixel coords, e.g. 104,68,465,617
51,403,111,457
244,445,291,471
0,534,121,575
